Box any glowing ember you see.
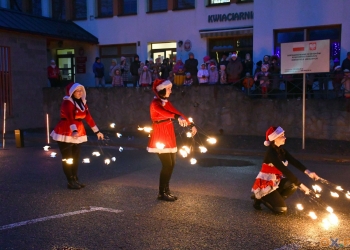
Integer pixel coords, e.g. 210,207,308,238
116,133,122,138
296,204,304,210
330,191,339,198
199,146,207,153
336,186,343,191
138,127,144,131
110,123,116,128
62,158,73,164
119,147,123,152
92,152,101,156
104,159,111,165
50,152,57,158
188,117,193,123
206,137,217,144
156,142,165,149
190,158,197,165
82,158,90,163
312,184,322,193
144,127,152,133
186,132,192,138
182,146,190,154
315,194,321,198
322,218,331,230
43,145,50,151
326,206,333,213
346,191,350,199
179,149,188,158
111,157,116,161
328,213,339,225
309,211,317,220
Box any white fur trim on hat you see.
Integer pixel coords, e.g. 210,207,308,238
268,126,284,141
156,80,172,91
231,53,237,57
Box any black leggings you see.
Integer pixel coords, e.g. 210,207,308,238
261,178,298,214
157,153,176,190
57,141,81,181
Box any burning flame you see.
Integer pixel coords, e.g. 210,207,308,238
188,117,193,123
326,206,333,213
110,123,116,128
82,158,90,163
116,133,122,138
199,146,207,153
322,218,331,230
50,152,57,158
330,191,339,198
43,145,50,151
296,204,304,210
119,147,123,152
335,186,343,191
328,213,339,225
62,158,73,164
312,184,322,193
186,132,192,138
346,191,350,199
182,146,190,154
190,158,197,165
179,149,188,158
92,152,100,156
315,194,321,198
144,127,152,133
156,142,165,149
104,159,111,165
308,211,317,220
206,137,217,144
111,157,116,161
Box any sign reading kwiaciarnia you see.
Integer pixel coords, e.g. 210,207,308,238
281,39,330,74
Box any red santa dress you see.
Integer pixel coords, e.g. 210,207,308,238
147,79,190,153
50,83,99,144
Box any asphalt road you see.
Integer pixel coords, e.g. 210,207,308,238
0,134,350,250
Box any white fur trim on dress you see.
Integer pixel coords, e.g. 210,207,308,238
268,126,284,141
91,125,99,133
255,172,278,181
156,80,172,91
50,131,87,143
147,146,177,153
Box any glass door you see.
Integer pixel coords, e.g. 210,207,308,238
57,49,75,87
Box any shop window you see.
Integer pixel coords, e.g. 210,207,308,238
52,0,66,20
73,0,87,20
97,0,113,17
148,0,167,12
208,0,230,6
174,0,195,10
119,0,137,15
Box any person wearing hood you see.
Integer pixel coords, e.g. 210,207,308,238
130,55,141,87
184,52,198,85
147,79,197,201
47,60,61,87
51,83,104,189
92,57,105,87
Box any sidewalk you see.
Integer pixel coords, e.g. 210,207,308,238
3,129,350,163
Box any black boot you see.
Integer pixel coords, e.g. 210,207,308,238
158,187,176,202
165,184,178,200
251,194,262,210
67,176,81,189
73,176,85,188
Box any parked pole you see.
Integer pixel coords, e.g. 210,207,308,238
302,74,306,149
2,103,6,149
46,113,50,144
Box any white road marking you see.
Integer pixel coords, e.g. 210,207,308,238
0,206,123,231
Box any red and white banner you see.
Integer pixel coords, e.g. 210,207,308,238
281,39,330,74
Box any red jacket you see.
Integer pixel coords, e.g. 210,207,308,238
48,66,60,79
147,98,188,153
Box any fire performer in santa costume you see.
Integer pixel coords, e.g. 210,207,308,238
251,126,319,214
147,79,197,201
51,83,104,189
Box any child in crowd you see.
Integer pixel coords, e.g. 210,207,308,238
139,66,152,87
242,72,254,94
174,66,185,86
208,63,218,85
198,63,209,85
219,65,227,84
254,64,270,98
168,71,174,83
342,69,350,112
138,62,145,77
152,67,161,82
112,69,123,87
183,72,193,86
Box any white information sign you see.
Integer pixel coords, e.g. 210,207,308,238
281,39,330,74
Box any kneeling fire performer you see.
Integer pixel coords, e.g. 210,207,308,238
147,79,197,201
251,126,319,214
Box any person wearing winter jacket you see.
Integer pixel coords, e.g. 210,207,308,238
92,57,105,87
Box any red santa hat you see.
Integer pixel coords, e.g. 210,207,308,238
152,79,172,97
63,82,87,104
203,56,210,63
264,126,285,146
210,62,216,69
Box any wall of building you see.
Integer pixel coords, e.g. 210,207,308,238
253,0,350,66
0,30,47,130
42,86,350,141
